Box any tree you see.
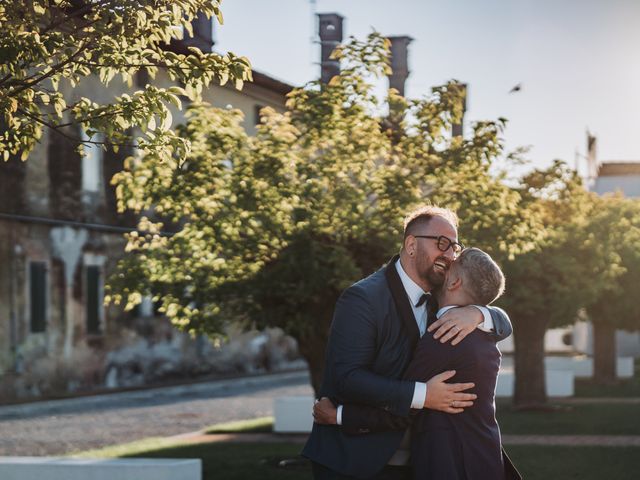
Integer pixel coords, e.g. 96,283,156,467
0,0,251,162
583,195,640,384
108,33,538,394
498,162,622,407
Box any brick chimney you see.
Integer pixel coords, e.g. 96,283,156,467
387,36,413,97
318,13,344,83
183,11,214,52
452,83,468,138
166,11,214,55
587,131,598,180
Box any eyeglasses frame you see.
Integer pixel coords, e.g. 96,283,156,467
412,235,465,255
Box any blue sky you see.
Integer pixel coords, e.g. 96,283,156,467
214,0,640,176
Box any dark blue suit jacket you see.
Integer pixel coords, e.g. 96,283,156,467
408,329,509,480
340,329,521,480
302,257,512,479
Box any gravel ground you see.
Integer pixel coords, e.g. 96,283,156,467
0,371,313,456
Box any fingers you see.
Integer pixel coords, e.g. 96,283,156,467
433,322,473,344
313,397,338,425
445,407,465,414
451,400,474,408
452,393,477,402
427,317,445,333
436,326,459,343
449,381,475,393
450,329,470,346
432,370,457,382
431,321,461,341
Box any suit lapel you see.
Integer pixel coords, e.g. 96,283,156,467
384,255,420,351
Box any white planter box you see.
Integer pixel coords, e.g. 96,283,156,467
274,396,314,433
496,368,574,397
544,355,634,379
0,458,201,480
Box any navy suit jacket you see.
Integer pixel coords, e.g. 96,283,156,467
342,329,521,480
302,256,513,479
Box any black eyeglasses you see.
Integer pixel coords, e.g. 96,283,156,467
413,235,464,255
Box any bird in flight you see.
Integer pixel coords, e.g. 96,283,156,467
509,83,522,93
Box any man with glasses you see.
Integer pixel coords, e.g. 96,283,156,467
302,206,513,479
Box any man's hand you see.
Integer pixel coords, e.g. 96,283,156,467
313,397,338,425
428,306,483,345
424,370,476,413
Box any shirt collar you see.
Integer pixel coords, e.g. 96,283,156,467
437,305,457,318
395,258,427,307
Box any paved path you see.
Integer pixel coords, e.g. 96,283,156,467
0,371,313,456
4,379,640,456
171,432,640,447
557,397,640,404
502,434,640,446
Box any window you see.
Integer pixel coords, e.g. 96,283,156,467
29,262,47,333
80,130,104,193
86,265,102,335
254,104,265,126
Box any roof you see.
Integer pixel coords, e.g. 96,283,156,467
251,70,294,96
597,162,640,176
162,42,295,96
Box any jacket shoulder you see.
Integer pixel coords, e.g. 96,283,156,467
352,266,388,294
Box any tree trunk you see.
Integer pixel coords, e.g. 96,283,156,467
297,329,329,397
593,320,617,385
513,316,548,408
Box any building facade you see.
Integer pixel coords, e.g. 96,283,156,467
0,16,293,402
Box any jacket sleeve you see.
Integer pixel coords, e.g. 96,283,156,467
487,306,512,341
341,403,413,435
327,284,416,417
340,332,460,434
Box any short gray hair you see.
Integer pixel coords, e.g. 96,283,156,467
453,247,505,305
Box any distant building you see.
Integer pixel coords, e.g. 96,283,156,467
584,132,640,197
577,133,640,358
0,14,292,402
592,162,640,197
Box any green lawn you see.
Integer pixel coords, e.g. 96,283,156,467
104,442,640,480
575,358,640,397
505,446,640,480
197,402,640,438
73,401,640,480
199,402,640,437
124,442,310,480
205,417,274,434
496,401,640,435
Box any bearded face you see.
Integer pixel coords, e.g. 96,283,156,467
409,216,459,291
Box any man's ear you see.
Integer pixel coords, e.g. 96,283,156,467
404,235,416,257
448,274,462,291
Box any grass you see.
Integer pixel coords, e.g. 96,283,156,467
575,358,640,397
72,360,640,479
205,416,274,434
72,437,189,458
72,437,311,480
505,446,640,480
207,403,640,437
77,440,640,480
496,401,640,435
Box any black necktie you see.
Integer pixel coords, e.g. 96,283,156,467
415,292,431,308
416,293,439,327
427,297,439,327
